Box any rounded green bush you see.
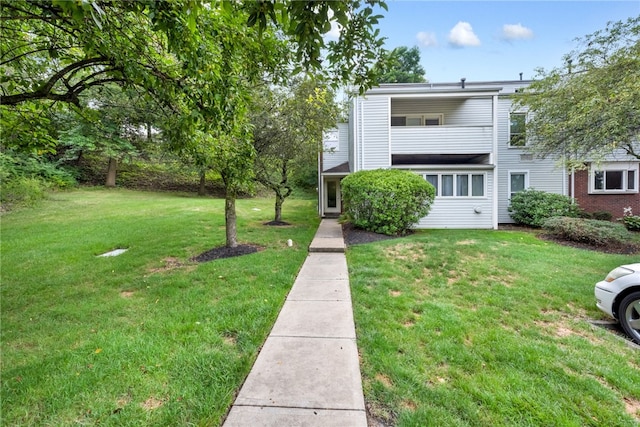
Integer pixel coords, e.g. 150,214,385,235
508,188,580,227
341,168,435,235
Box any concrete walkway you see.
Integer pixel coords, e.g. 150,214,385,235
223,219,366,426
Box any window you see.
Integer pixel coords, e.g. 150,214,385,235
425,175,438,194
424,173,485,197
509,112,526,147
391,114,443,126
509,171,528,198
591,166,639,193
442,175,454,196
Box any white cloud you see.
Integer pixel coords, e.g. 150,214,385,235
502,23,534,40
416,31,438,48
448,21,481,47
325,9,342,39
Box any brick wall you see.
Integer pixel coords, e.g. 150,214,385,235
570,170,640,218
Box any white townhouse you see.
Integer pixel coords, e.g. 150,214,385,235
318,79,568,229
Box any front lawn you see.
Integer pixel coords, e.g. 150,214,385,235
1,189,318,425
347,229,640,426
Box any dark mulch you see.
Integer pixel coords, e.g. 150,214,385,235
500,224,639,255
191,244,263,262
264,220,290,226
342,222,408,246
343,222,638,254
538,234,640,255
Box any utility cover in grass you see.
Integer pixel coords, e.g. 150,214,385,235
98,249,128,257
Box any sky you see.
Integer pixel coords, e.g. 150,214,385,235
352,1,640,83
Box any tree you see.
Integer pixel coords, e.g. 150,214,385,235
514,16,640,166
1,0,389,249
57,85,162,187
251,80,339,223
377,46,426,83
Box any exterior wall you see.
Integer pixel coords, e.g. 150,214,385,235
411,168,494,229
495,95,566,223
359,96,390,170
322,123,349,171
572,169,640,218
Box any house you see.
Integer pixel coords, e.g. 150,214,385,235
569,150,639,219
319,79,570,228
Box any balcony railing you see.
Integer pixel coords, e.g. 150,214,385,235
390,126,493,154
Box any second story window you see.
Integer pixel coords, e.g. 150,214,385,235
509,112,526,147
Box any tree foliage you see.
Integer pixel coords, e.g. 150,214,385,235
1,0,389,247
377,46,426,83
514,16,640,165
251,79,339,222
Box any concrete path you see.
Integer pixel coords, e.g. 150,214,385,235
223,219,366,426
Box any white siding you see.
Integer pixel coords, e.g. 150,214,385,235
322,123,349,171
412,169,495,229
496,97,566,223
360,96,391,169
391,126,493,154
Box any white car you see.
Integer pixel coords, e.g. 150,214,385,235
595,263,640,344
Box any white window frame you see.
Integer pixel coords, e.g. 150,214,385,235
423,172,486,198
508,112,527,148
508,170,529,199
589,163,639,194
391,114,444,127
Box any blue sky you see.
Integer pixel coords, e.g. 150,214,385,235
366,1,640,83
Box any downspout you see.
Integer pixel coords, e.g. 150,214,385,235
360,98,365,170
492,94,499,229
388,97,392,167
318,151,323,217
571,167,575,201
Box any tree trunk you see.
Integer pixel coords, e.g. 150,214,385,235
225,193,238,248
274,191,283,222
198,171,206,196
105,157,117,187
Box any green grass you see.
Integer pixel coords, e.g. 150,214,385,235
1,188,319,426
347,229,640,426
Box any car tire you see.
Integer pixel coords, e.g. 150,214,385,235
619,291,640,345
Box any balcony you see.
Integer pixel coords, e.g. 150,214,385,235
390,125,494,154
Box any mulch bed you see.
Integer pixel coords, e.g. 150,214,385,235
191,244,262,262
500,224,639,254
343,222,638,254
264,220,290,226
342,222,407,246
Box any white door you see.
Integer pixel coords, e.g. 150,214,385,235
324,179,341,214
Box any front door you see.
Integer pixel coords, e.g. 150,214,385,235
324,178,341,214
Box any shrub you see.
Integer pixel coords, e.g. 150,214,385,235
341,169,435,236
621,215,640,231
543,216,632,246
592,210,612,221
508,189,580,227
0,176,49,209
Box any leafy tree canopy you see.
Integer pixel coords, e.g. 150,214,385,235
514,16,640,166
377,46,426,83
251,79,339,222
0,0,389,248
